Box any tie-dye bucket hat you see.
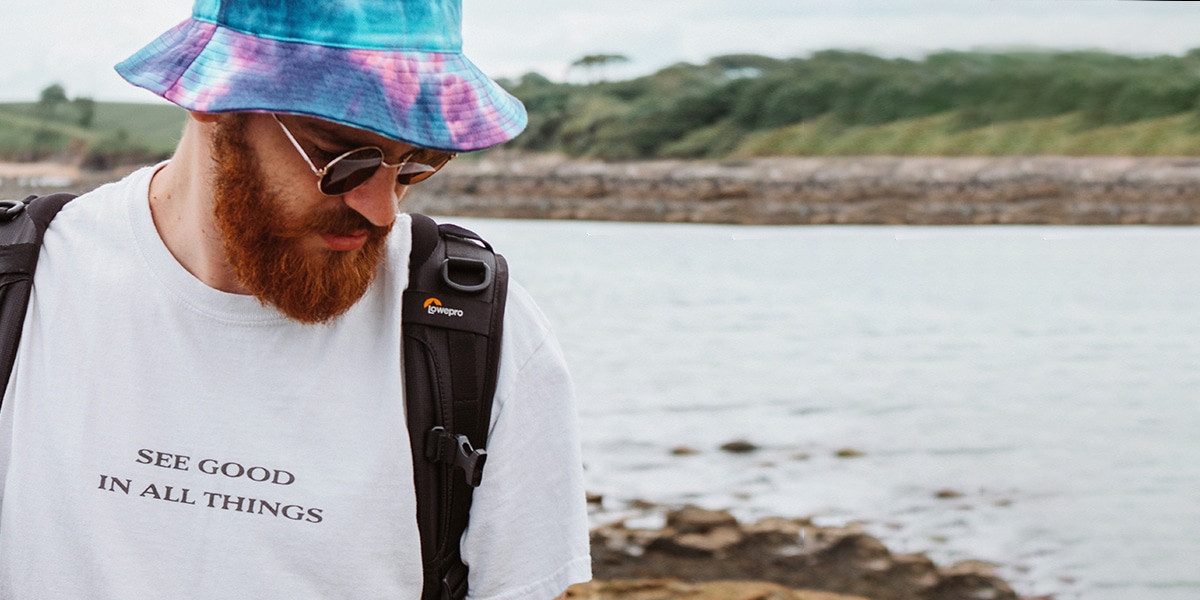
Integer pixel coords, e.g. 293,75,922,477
115,0,526,152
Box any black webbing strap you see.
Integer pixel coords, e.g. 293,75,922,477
0,193,75,411
403,213,508,600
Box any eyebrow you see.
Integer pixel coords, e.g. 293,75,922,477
298,120,375,148
295,118,418,158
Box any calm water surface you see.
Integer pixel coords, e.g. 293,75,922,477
452,218,1200,600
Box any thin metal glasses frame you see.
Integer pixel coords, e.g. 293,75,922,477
272,114,455,195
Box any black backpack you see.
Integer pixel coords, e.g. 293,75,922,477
0,194,507,600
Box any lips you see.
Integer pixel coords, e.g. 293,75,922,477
320,230,370,251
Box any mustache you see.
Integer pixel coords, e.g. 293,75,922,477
277,202,390,239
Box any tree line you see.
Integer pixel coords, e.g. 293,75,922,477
501,49,1200,159
36,83,96,128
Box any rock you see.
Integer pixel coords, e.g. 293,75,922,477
742,517,808,546
887,553,940,593
834,448,866,458
567,579,872,600
926,570,1018,600
935,489,964,499
665,505,739,534
670,446,701,456
815,532,893,572
587,492,604,505
720,440,760,454
648,526,745,558
943,560,999,578
589,507,1023,600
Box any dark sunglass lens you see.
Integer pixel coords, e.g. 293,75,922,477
320,148,384,195
395,150,454,185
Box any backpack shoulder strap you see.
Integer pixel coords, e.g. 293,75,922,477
402,213,508,600
0,193,75,410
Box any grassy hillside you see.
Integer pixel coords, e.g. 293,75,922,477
0,101,186,166
732,111,1200,157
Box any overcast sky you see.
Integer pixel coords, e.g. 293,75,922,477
4,0,1199,102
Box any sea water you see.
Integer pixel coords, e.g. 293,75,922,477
450,218,1200,600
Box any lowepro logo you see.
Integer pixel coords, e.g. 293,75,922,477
424,297,465,318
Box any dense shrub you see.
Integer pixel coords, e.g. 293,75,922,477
500,49,1200,158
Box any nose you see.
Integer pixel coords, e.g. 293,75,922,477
340,167,405,227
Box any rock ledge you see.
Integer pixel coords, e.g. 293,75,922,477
408,155,1200,225
584,505,1019,600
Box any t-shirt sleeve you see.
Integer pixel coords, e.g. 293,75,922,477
459,280,592,600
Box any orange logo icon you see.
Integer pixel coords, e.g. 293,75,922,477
423,297,442,308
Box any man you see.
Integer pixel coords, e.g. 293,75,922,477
0,1,591,598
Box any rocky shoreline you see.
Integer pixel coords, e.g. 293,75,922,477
407,154,1200,225
5,155,1200,226
570,504,1028,600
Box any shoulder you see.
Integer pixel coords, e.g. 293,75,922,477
44,165,159,236
37,165,159,275
499,278,556,366
489,275,574,439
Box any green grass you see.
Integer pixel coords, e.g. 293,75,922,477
0,102,186,160
732,111,1200,157
89,102,188,153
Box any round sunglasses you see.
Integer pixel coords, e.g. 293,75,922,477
273,114,456,196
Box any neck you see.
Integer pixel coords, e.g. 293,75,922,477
148,118,249,294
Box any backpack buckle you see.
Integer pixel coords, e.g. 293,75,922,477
425,427,488,487
441,257,493,293
0,200,27,222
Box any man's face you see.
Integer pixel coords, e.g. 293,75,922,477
209,113,396,324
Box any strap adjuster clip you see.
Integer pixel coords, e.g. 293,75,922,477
425,426,487,487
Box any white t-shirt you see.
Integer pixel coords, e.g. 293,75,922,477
0,165,591,599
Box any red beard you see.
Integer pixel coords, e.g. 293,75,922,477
209,115,393,324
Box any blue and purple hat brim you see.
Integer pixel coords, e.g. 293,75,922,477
115,19,527,152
